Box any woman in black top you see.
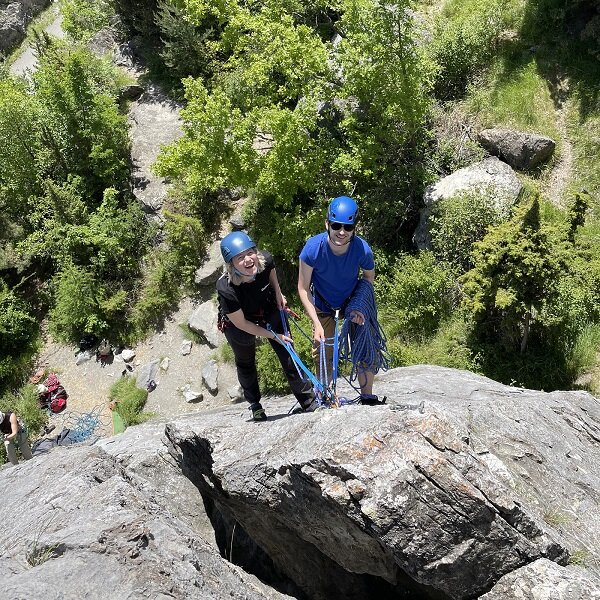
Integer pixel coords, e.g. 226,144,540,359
217,232,315,421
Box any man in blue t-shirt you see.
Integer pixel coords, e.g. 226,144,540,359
298,196,382,404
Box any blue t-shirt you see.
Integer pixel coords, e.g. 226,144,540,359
299,232,374,311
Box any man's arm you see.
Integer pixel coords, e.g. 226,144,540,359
362,268,375,284
5,413,18,442
298,260,325,341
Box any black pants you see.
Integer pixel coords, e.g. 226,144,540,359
224,311,313,409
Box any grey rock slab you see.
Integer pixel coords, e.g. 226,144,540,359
480,558,600,599
128,84,183,213
202,359,219,394
188,300,225,348
195,240,224,286
414,156,522,249
478,128,556,171
164,365,600,600
1,428,291,600
136,359,159,390
75,350,93,365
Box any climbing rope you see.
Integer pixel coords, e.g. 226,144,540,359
338,279,391,392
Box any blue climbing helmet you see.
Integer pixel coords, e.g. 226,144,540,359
220,231,256,263
327,196,358,225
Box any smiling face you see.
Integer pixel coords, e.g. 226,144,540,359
232,247,259,278
326,219,355,248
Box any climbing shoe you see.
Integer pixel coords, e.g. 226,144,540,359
251,404,268,421
292,399,318,414
360,394,387,406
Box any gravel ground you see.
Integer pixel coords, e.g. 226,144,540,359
36,298,243,439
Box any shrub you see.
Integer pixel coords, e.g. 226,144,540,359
428,189,507,274
61,0,114,41
0,285,39,387
109,376,150,427
430,0,507,99
378,252,455,339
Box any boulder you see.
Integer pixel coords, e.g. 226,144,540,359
180,340,192,355
0,0,51,55
480,558,600,599
414,156,522,249
188,301,224,348
194,240,224,286
165,366,600,600
478,128,556,171
201,359,219,394
1,424,288,600
136,359,159,390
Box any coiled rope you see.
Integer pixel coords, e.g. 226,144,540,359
338,279,390,391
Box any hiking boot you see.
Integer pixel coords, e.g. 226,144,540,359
250,403,267,421
360,394,386,406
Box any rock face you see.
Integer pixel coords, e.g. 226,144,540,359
0,0,51,55
3,366,600,600
478,128,556,171
414,156,522,249
128,84,183,214
480,558,600,599
1,423,290,600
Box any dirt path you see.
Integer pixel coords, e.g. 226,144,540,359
36,298,241,439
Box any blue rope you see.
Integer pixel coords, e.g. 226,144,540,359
339,279,390,390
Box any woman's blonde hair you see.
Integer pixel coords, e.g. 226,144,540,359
225,249,266,285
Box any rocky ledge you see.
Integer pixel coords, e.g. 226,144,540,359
2,366,600,599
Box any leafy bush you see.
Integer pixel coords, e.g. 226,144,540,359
387,315,479,372
0,285,39,387
109,376,150,427
48,264,107,341
377,252,456,339
430,0,507,99
61,0,114,41
428,189,507,274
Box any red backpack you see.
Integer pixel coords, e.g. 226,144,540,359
50,396,67,413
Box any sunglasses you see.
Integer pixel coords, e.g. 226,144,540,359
329,222,355,232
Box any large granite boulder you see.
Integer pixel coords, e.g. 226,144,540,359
195,240,224,286
3,366,600,600
478,128,556,171
480,558,600,599
414,156,522,249
1,423,290,600
0,0,51,55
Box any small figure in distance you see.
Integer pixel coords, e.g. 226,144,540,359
217,231,316,422
1,410,33,466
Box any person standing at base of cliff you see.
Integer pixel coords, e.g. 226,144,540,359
298,195,383,405
1,410,33,466
217,232,317,422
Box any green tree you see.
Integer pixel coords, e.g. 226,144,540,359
461,196,562,354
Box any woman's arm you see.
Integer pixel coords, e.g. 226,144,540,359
5,413,19,442
226,309,291,343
